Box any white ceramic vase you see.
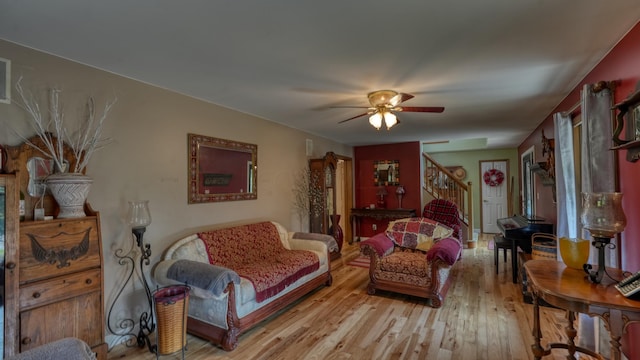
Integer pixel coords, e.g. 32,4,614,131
46,173,93,218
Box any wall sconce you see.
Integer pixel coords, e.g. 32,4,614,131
580,193,626,283
107,200,157,353
611,82,640,162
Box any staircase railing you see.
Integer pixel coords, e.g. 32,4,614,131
422,152,473,240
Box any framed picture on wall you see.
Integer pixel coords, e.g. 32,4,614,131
0,57,10,104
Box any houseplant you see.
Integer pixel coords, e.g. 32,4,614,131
292,168,324,232
13,77,116,218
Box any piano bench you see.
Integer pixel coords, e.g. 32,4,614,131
494,234,512,274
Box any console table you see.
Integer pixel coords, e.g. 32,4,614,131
350,208,416,242
525,260,640,360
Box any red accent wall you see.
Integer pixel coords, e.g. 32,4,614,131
354,141,422,237
518,21,640,357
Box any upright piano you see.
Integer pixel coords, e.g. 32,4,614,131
497,214,554,284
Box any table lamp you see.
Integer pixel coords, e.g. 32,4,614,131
376,186,387,208
580,192,626,283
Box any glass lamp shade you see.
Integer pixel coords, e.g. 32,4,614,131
580,192,626,238
369,113,383,130
128,200,152,229
383,112,398,129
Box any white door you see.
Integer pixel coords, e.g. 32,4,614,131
481,160,509,233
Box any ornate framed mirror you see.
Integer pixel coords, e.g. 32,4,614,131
188,133,257,203
373,160,399,186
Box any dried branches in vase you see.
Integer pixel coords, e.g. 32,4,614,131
12,77,117,174
292,168,324,231
8,77,117,218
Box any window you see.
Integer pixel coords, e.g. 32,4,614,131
521,146,535,217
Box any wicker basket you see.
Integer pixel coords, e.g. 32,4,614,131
531,233,557,260
153,285,191,355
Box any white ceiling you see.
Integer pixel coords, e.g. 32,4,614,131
1,1,639,149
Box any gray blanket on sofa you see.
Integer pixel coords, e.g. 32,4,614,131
167,260,241,296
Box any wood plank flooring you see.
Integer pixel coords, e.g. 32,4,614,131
107,234,597,360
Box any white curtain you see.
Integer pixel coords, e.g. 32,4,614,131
554,83,614,356
580,83,616,266
554,84,615,256
581,84,616,193
554,112,578,241
582,83,616,357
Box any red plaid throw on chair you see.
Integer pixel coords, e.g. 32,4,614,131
422,199,461,240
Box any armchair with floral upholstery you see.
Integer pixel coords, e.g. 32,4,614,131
359,217,463,308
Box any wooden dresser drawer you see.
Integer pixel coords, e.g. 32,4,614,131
20,290,104,352
19,217,102,283
19,268,101,310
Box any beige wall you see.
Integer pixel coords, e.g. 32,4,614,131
0,39,352,347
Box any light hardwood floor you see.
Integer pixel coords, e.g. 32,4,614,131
107,234,595,360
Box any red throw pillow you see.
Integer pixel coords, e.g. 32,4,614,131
426,237,462,265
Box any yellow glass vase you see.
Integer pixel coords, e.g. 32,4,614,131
559,237,590,270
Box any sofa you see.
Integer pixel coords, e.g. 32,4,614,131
360,217,463,308
153,221,334,351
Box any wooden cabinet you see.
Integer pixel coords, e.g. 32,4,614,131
11,206,106,359
1,174,20,358
309,152,345,259
309,152,338,236
2,139,106,358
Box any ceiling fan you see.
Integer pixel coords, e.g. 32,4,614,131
335,90,445,130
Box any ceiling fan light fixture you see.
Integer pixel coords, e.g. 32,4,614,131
369,112,383,130
383,111,398,129
368,90,399,107
336,89,444,126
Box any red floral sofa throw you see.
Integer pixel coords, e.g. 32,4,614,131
198,222,320,302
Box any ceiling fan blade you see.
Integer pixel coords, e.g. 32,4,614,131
397,93,415,104
398,106,445,113
338,112,369,124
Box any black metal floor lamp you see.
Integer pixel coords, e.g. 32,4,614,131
107,200,156,353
